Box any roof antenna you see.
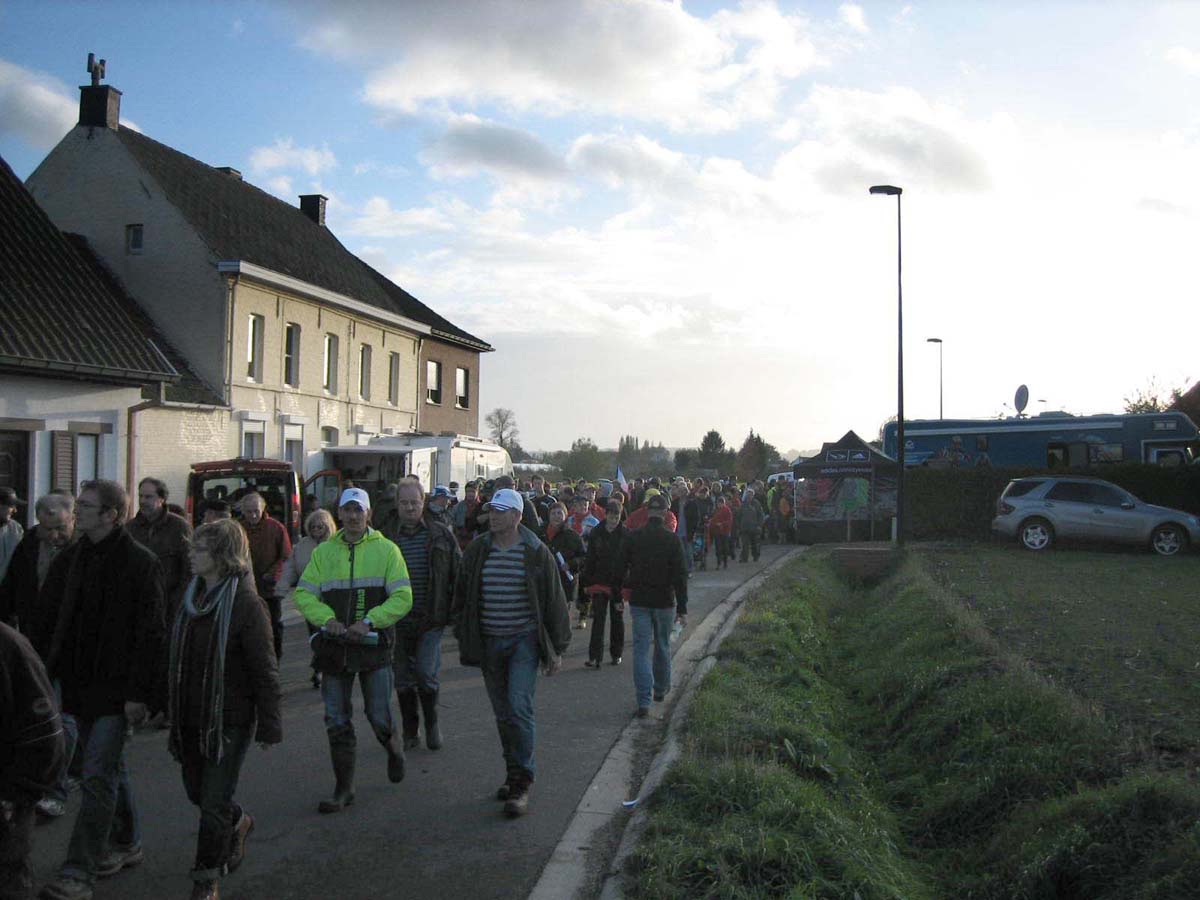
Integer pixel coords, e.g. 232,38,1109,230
86,52,106,87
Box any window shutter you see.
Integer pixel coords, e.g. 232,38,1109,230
51,431,76,492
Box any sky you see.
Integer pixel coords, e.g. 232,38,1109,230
2,1,1198,458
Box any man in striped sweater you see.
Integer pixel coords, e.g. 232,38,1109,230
454,489,570,818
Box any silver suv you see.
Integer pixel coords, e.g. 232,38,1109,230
991,477,1200,556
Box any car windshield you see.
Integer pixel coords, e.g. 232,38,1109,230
195,474,290,522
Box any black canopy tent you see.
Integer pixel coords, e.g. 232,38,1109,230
791,430,899,543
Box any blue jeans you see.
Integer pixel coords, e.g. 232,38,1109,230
322,667,396,745
631,606,674,709
61,714,140,883
46,681,78,804
480,629,540,782
394,627,443,693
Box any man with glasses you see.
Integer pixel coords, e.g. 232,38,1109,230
33,481,165,900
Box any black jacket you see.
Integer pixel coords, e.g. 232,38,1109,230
32,527,166,718
544,526,585,595
0,527,42,631
582,522,630,590
0,622,65,802
615,519,688,614
379,514,462,630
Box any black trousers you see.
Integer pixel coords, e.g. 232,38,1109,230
264,596,283,661
589,593,625,662
179,725,251,882
0,799,34,900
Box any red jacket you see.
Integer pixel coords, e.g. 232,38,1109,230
623,507,678,533
241,514,292,597
707,505,733,538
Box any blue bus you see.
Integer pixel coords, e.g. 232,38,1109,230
881,411,1199,469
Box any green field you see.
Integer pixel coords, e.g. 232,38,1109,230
627,546,1200,899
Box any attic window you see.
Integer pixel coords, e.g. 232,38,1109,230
125,224,143,254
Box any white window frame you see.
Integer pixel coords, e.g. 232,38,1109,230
388,352,401,406
241,420,265,458
455,366,470,410
247,314,265,382
282,423,304,469
323,333,339,394
320,426,339,447
283,322,301,388
359,344,373,401
426,360,442,405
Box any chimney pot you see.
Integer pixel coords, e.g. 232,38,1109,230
299,194,328,226
79,84,121,130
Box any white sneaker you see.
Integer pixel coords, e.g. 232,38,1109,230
36,797,65,818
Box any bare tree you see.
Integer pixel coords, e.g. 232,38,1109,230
486,407,520,450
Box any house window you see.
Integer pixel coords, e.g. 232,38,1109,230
241,420,265,458
455,367,470,409
76,434,98,486
284,323,301,387
426,360,442,405
283,424,304,469
247,314,265,382
125,224,143,254
323,334,339,393
359,344,372,401
320,426,338,446
388,352,401,406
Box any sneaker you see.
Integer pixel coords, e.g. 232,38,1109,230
583,659,601,669
635,707,650,719
95,844,144,878
503,780,531,818
36,797,65,819
225,811,254,873
38,876,93,899
609,656,622,666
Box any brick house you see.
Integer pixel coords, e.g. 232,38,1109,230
24,73,490,499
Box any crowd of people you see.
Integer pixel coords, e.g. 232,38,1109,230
0,471,792,900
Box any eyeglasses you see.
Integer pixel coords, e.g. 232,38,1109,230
75,500,108,511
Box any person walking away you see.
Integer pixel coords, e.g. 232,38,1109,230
708,496,734,569
0,487,25,584
293,489,412,814
278,510,336,690
379,479,461,752
737,489,764,563
238,494,291,662
669,483,693,574
169,521,281,900
581,499,629,667
451,482,479,551
453,489,570,817
615,493,687,718
426,485,455,530
0,621,66,900
623,488,677,533
127,478,192,626
33,481,164,900
0,494,77,820
544,503,586,629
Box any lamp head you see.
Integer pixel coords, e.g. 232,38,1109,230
869,185,903,195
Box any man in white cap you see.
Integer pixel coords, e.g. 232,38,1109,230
453,488,570,818
294,488,413,814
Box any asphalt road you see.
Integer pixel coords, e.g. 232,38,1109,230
29,545,792,900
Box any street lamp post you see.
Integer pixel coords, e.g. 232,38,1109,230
869,184,904,546
927,337,943,419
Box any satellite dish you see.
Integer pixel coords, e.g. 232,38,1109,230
1014,384,1029,415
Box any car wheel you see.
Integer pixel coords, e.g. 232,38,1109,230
1019,517,1054,551
1150,523,1186,557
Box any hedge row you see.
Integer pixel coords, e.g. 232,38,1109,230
904,464,1200,541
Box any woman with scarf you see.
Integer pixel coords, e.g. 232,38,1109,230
279,508,336,689
169,519,281,900
542,501,586,629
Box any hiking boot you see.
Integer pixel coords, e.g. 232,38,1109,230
38,876,93,900
189,881,219,900
496,772,520,800
385,735,406,783
419,690,443,751
398,690,421,750
225,811,254,873
503,779,532,818
318,741,356,814
95,844,144,878
36,797,65,819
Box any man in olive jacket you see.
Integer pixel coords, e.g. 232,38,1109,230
454,489,570,818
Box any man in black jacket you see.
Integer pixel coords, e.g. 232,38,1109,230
0,621,66,900
581,499,630,668
615,493,687,719
34,480,165,900
380,479,461,752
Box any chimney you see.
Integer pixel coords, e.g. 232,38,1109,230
216,167,243,180
79,52,120,130
299,194,327,226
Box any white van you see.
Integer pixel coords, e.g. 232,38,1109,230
322,433,513,502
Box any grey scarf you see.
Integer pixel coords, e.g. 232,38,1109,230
168,574,238,762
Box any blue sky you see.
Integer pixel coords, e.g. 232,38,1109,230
2,1,1198,456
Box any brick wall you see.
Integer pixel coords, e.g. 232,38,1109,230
419,338,481,435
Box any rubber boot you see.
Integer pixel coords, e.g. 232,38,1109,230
318,737,356,814
398,689,421,750
419,689,443,750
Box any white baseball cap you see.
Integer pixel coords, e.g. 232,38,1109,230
485,488,524,512
338,487,371,510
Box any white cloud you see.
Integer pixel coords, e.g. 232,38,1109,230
839,3,868,34
248,138,337,176
422,115,566,181
294,0,822,132
265,175,293,198
345,195,455,237
0,59,77,149
1166,46,1200,75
